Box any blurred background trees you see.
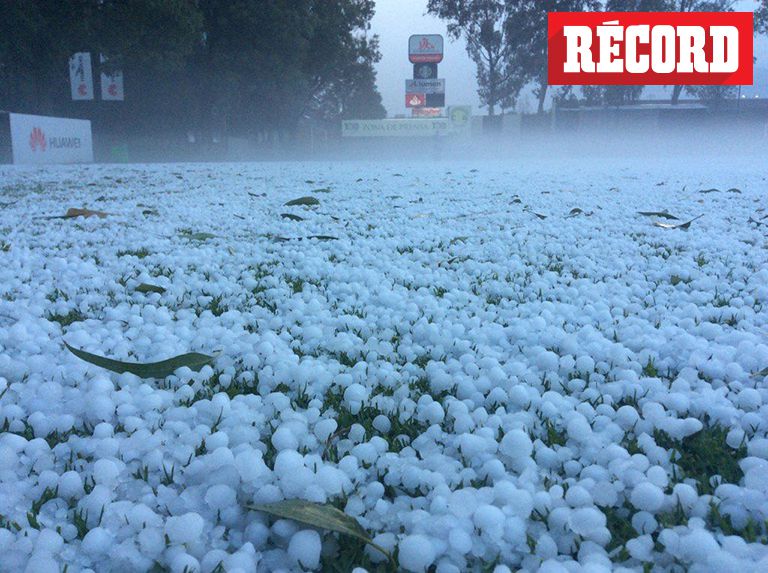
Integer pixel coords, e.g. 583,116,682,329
756,0,767,33
0,0,385,137
1,0,764,130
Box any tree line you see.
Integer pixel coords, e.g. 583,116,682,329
0,0,385,137
428,0,768,114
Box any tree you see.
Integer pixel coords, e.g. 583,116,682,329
0,1,101,114
427,0,520,115
584,0,740,107
581,85,645,106
297,0,384,123
583,0,669,106
509,0,603,114
195,0,383,135
659,0,735,105
0,0,204,129
99,0,203,74
0,0,43,112
98,0,204,133
686,84,736,107
0,0,383,140
309,36,386,122
757,0,768,34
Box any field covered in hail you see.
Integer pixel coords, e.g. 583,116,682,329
0,156,766,573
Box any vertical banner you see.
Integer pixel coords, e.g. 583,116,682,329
100,54,125,101
69,52,94,100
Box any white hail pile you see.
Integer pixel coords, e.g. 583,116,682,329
0,157,766,572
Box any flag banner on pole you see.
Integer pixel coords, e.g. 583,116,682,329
100,54,124,101
69,52,94,100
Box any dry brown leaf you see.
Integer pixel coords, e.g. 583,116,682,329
64,208,109,219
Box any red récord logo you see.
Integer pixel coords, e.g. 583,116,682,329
548,12,753,85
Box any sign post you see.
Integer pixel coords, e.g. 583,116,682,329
407,35,446,111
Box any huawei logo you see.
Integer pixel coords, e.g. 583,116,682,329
29,127,46,152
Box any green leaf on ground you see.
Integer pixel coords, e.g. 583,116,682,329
638,211,679,220
654,215,704,230
135,283,166,294
64,343,215,378
249,500,393,563
285,196,320,207
180,231,216,241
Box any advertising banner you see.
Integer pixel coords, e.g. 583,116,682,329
413,63,438,80
412,107,443,118
406,79,445,94
425,93,446,108
342,118,450,137
100,54,125,101
342,112,471,138
409,35,444,63
9,113,93,164
447,106,471,132
69,52,94,100
406,93,426,108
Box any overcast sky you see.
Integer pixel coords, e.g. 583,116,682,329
371,0,766,117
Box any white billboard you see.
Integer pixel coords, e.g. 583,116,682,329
69,52,94,100
9,113,93,164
